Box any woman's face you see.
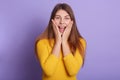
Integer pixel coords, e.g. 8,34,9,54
54,9,71,34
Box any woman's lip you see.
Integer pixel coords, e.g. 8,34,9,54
58,26,66,29
58,26,66,33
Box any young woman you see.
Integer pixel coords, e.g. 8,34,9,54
35,3,86,80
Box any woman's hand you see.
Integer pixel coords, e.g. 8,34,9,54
61,21,73,56
52,19,62,44
62,20,73,43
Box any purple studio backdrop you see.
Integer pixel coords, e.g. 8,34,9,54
0,0,120,80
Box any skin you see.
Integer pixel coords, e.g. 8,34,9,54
51,9,73,57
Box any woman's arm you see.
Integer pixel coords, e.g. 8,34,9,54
36,40,60,76
62,39,86,76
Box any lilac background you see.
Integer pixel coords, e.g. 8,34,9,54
0,0,120,80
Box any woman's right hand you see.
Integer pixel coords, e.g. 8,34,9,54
52,19,62,44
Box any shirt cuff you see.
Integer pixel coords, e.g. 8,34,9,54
50,54,59,61
63,53,73,61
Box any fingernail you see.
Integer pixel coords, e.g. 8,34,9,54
51,19,53,22
71,21,73,24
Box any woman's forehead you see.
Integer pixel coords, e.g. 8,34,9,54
55,9,69,16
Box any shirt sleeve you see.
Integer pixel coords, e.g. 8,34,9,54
63,39,86,76
36,40,59,76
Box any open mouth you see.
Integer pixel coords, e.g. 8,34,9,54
58,26,66,33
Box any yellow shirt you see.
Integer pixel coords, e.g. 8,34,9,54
36,38,86,80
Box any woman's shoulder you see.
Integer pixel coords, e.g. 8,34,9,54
79,38,87,48
37,38,49,45
79,38,86,43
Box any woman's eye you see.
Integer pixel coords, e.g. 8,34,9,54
65,17,70,20
55,17,60,19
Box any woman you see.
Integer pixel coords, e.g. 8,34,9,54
35,3,86,80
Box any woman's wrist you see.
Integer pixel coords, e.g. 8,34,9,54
62,40,68,45
56,40,61,46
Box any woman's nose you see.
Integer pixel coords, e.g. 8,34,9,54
60,19,64,24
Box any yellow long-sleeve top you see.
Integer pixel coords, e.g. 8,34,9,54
36,38,86,80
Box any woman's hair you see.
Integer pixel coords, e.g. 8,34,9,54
35,3,86,65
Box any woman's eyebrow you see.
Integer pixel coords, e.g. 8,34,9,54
55,15,70,17
55,15,60,17
65,15,70,17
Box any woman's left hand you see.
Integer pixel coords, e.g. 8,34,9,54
62,20,73,43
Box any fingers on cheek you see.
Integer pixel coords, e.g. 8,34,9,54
71,21,73,25
52,20,54,27
52,19,56,25
71,21,73,27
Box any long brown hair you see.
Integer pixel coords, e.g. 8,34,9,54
35,3,86,65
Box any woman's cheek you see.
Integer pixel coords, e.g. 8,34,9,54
65,21,70,25
54,20,60,25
